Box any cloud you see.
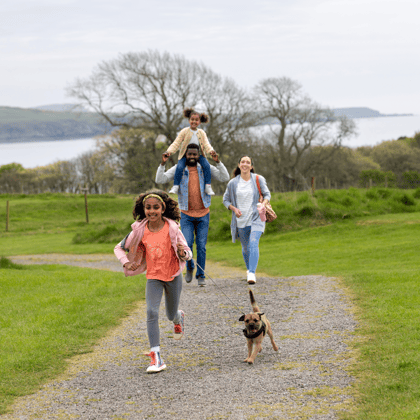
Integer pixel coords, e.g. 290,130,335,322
2,0,419,113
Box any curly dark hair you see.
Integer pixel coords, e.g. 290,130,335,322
183,107,209,124
133,189,180,222
231,155,255,178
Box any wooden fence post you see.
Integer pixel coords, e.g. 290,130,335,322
6,200,9,232
81,187,89,223
311,177,315,194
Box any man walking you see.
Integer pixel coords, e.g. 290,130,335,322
155,144,229,286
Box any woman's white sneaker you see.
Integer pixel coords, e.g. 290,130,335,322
247,272,256,284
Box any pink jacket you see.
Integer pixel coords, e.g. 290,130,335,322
114,218,192,278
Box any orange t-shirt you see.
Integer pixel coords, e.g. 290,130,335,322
182,165,210,218
141,221,179,281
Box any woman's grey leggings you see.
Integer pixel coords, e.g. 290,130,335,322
146,273,183,348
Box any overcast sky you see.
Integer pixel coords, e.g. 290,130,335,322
2,0,419,114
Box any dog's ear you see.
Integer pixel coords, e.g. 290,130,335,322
239,314,245,321
258,312,265,319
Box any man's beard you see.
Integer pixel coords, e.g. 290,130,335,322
186,158,198,167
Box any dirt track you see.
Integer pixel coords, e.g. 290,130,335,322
3,254,358,420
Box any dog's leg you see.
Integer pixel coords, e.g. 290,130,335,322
244,339,253,363
247,343,260,364
267,326,279,352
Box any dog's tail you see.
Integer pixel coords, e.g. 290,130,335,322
249,289,260,313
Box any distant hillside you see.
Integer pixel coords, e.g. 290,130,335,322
0,106,112,143
0,105,414,143
33,103,88,113
332,107,413,118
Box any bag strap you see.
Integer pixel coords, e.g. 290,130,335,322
256,175,262,196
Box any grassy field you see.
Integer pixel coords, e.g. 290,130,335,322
208,215,420,419
1,190,420,418
0,258,146,414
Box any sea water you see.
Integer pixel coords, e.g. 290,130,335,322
1,115,419,168
0,138,98,168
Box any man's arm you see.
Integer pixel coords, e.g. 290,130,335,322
155,161,177,184
210,161,230,182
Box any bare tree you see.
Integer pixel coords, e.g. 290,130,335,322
254,77,356,190
67,50,205,146
198,70,256,158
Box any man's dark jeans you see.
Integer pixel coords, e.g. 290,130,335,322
180,212,210,278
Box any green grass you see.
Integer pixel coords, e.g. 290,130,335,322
207,214,420,419
1,191,420,418
0,261,146,414
2,188,419,251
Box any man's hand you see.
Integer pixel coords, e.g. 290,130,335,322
161,152,170,165
210,150,219,163
124,261,140,271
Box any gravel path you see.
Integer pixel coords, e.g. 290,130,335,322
4,255,357,420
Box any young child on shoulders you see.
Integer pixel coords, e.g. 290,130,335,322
114,189,192,373
163,108,217,196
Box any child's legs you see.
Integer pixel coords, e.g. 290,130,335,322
248,230,263,274
173,157,187,186
146,279,165,348
163,273,183,324
198,155,212,185
237,226,252,270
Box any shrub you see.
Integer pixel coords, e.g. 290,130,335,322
396,193,416,206
348,187,362,198
0,256,24,269
366,189,379,200
296,205,317,217
413,188,420,199
359,169,396,187
376,188,392,199
401,171,420,189
341,196,355,207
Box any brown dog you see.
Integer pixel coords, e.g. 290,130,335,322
239,289,279,364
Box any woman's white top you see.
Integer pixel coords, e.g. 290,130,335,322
188,129,199,146
236,177,254,228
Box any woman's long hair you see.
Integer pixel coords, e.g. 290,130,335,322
133,189,180,222
231,155,255,178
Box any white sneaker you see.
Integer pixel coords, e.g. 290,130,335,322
247,272,256,284
169,185,179,194
204,184,215,196
145,351,167,373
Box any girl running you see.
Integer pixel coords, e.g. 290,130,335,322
114,189,192,373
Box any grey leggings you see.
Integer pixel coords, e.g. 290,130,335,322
146,273,183,348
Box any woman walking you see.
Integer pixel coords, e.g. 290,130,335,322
223,156,271,284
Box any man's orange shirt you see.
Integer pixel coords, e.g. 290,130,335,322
182,165,210,218
142,221,179,281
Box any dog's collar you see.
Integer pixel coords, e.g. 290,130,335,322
243,321,266,339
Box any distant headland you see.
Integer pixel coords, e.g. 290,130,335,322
332,107,413,119
0,104,414,144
